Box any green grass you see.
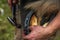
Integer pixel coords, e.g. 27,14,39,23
0,0,15,40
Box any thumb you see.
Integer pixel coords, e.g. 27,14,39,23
29,25,39,31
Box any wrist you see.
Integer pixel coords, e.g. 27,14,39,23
46,12,60,33
45,22,59,35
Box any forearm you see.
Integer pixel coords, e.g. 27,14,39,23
46,11,60,33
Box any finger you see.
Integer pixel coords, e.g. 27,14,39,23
23,30,37,39
22,31,26,37
24,38,35,40
31,38,36,40
29,25,38,31
24,26,44,39
23,26,37,38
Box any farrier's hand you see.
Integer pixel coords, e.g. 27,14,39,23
24,26,55,40
8,0,18,8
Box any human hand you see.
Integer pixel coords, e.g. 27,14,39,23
23,26,54,40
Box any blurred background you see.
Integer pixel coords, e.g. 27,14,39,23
0,0,60,40
0,0,15,40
